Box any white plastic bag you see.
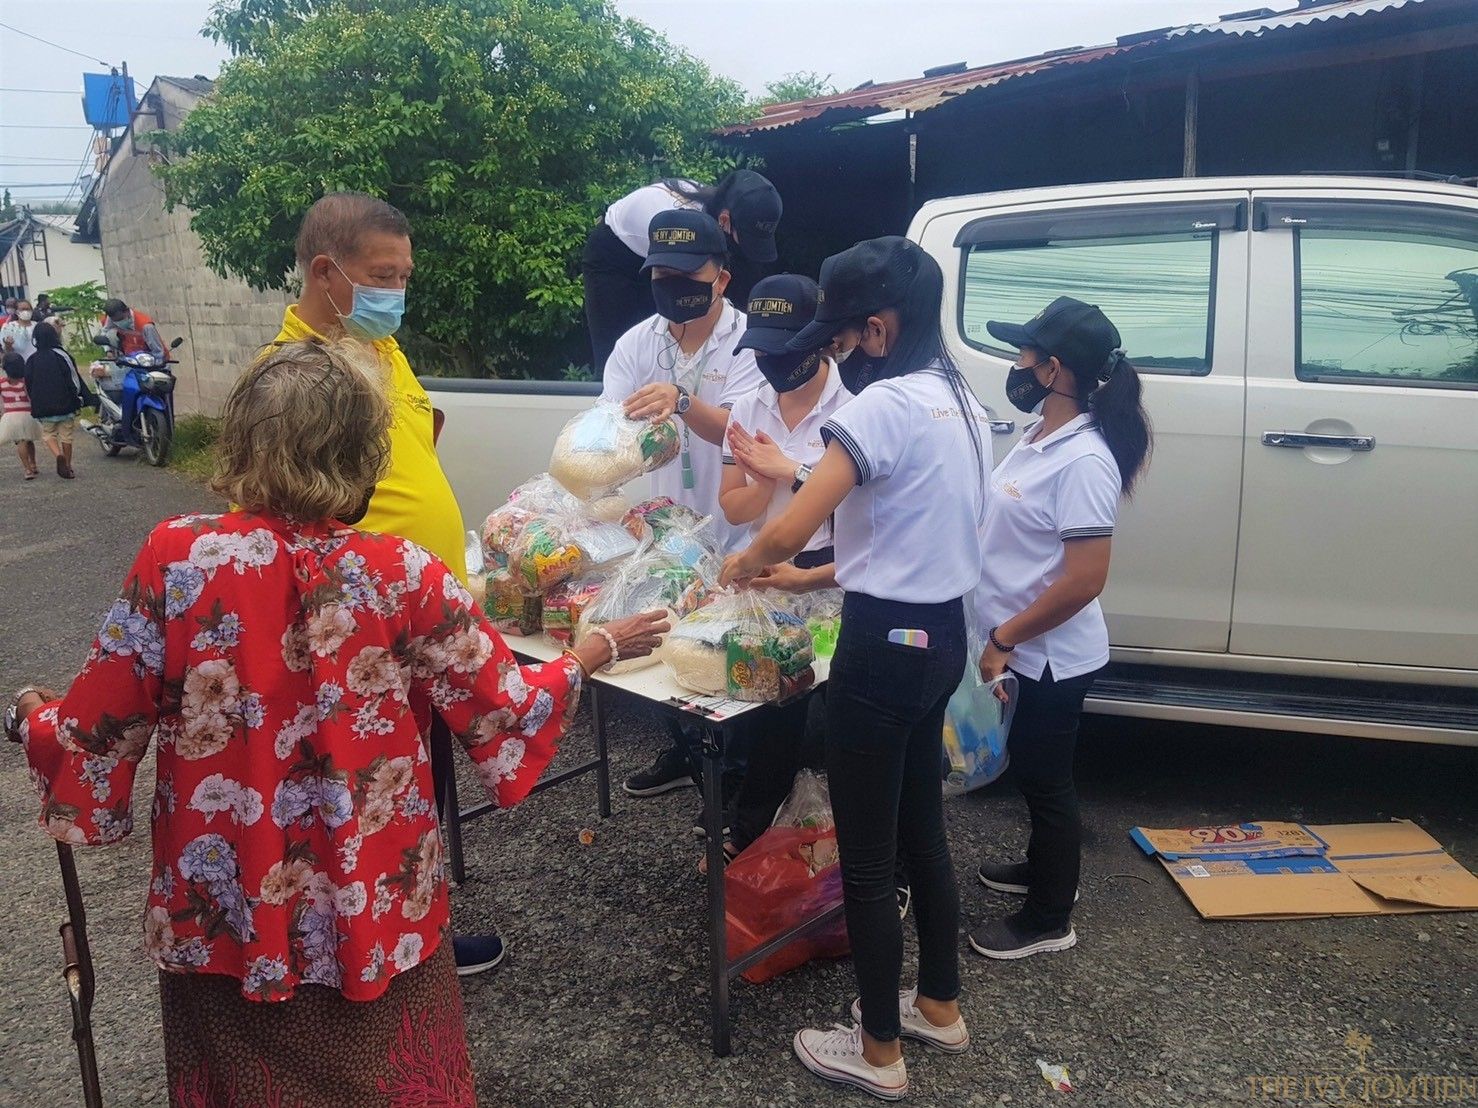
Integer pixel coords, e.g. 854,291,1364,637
663,589,815,702
574,541,714,674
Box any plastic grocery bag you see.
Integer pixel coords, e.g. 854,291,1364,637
725,771,849,984
481,474,582,571
542,571,609,645
574,535,715,674
663,589,815,702
941,669,1015,796
621,496,709,544
549,401,682,499
482,569,542,637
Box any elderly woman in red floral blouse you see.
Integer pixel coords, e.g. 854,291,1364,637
7,341,667,1107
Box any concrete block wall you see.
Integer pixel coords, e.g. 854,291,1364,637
97,145,290,417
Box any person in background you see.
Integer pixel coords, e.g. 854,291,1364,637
100,298,166,360
24,321,87,479
33,293,56,322
8,340,668,1107
2,299,37,361
722,237,990,1101
600,207,764,807
582,169,781,375
274,190,509,977
2,296,17,324
967,298,1152,961
713,274,849,862
1,351,41,480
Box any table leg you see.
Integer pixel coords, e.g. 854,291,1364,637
703,722,732,1057
431,717,466,887
592,685,612,820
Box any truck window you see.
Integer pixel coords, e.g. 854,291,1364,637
1297,228,1478,387
960,231,1216,375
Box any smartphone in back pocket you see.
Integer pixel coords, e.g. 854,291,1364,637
887,628,930,649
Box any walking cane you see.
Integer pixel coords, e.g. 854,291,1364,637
56,842,104,1108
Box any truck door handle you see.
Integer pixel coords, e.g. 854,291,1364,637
988,420,1015,435
1261,431,1375,452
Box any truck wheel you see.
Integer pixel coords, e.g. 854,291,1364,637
141,409,171,467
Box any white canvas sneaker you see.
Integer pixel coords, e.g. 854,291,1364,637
794,1023,909,1101
851,987,971,1054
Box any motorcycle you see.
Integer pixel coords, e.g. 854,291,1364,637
85,335,184,467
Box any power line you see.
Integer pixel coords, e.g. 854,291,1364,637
1,182,84,188
0,20,113,66
0,124,95,130
0,87,80,95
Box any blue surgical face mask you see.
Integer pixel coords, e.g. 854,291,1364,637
331,259,406,340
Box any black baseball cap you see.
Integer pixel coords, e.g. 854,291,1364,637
640,209,729,274
724,169,782,264
986,297,1123,374
786,236,924,352
734,274,820,355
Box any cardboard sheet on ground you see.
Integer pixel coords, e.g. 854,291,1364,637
1130,820,1478,920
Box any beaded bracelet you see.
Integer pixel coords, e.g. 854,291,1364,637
989,626,1016,654
591,625,620,670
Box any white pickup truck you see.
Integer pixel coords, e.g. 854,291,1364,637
429,175,1478,746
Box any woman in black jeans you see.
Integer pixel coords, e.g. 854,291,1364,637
968,297,1153,960
723,237,989,1101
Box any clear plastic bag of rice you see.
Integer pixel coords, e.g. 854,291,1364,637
574,542,715,674
663,589,816,702
549,401,681,499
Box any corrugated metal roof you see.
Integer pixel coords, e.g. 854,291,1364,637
158,75,215,96
722,0,1427,135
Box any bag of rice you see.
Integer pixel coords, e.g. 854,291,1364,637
549,401,681,499
574,542,715,674
664,590,816,702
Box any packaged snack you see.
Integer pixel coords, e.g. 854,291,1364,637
507,511,638,595
664,590,815,702
621,496,708,544
482,569,542,636
549,401,681,499
481,474,581,570
542,572,609,645
574,545,715,674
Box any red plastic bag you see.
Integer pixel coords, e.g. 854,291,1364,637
724,773,850,984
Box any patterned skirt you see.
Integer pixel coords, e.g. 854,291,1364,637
160,935,477,1107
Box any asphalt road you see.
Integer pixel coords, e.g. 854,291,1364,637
1,457,1474,1108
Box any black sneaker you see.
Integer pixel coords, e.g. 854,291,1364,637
623,744,695,797
978,861,1080,901
691,806,732,839
453,933,507,976
977,861,1031,895
968,912,1077,960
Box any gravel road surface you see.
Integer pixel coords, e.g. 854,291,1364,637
1,458,1473,1108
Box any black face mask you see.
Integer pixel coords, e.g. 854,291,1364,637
1005,364,1053,414
651,275,715,324
755,348,822,393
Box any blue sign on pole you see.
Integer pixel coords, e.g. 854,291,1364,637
81,73,137,129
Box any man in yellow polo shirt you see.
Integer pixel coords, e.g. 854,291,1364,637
277,192,466,581
278,192,503,975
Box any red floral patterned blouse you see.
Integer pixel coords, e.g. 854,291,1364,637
23,511,581,1002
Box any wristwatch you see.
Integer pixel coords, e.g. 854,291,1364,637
791,463,813,493
4,687,42,744
674,385,692,416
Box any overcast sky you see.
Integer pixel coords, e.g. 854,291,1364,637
0,0,1233,206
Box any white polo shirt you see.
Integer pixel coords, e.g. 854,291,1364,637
600,302,763,554
721,359,850,553
603,181,702,257
974,412,1121,682
821,368,992,604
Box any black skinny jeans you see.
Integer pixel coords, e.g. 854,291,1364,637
581,222,652,377
826,592,967,1042
1006,663,1102,931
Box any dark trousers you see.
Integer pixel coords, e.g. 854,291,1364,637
825,592,967,1042
1006,663,1101,930
581,222,650,377
730,695,824,851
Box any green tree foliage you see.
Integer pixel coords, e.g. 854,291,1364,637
1,190,14,221
161,0,749,375
760,71,836,106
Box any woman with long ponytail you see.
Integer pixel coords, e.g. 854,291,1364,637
967,297,1151,962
